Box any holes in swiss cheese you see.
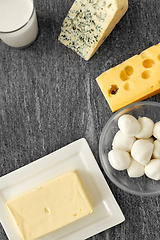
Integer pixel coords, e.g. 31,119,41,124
124,82,133,91
140,51,150,59
120,70,129,81
141,70,151,79
108,85,119,97
120,66,134,81
142,59,155,68
124,66,134,76
158,54,160,60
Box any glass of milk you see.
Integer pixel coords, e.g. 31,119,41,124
0,0,38,48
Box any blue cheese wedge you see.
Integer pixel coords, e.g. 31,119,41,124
58,0,128,60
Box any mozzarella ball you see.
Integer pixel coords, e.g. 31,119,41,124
112,130,136,152
145,159,160,180
131,139,154,166
153,121,160,140
127,158,145,178
143,137,154,143
140,137,154,143
136,117,154,139
118,114,141,136
108,149,131,171
152,140,160,159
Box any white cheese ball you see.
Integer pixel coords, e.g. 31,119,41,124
112,130,136,152
145,159,160,180
118,114,141,136
131,139,154,166
127,158,145,178
108,149,131,171
153,121,160,140
140,137,154,143
152,140,160,159
144,137,154,143
136,117,154,139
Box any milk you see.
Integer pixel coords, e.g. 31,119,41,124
0,0,38,47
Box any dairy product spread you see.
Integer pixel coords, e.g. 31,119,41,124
6,170,93,240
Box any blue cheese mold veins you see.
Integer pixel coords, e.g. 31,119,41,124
58,0,128,60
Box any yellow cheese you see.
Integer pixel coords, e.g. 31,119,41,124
6,170,93,240
58,0,128,60
96,43,160,112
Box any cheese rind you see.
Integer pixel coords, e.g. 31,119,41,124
6,170,93,240
58,0,128,60
96,43,160,111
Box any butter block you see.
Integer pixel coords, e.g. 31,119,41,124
96,43,160,111
6,170,93,240
58,0,128,60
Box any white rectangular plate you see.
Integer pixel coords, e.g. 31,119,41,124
0,138,125,240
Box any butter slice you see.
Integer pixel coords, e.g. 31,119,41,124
7,170,93,240
58,0,128,60
96,43,160,112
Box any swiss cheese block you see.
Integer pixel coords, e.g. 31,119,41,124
58,0,128,60
96,43,160,112
6,170,93,240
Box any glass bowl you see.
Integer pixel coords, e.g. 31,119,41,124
99,101,160,197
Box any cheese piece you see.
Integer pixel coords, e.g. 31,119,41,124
112,130,136,152
127,157,145,178
6,170,93,240
145,159,160,180
58,0,128,60
96,43,160,111
108,148,131,170
131,139,154,166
